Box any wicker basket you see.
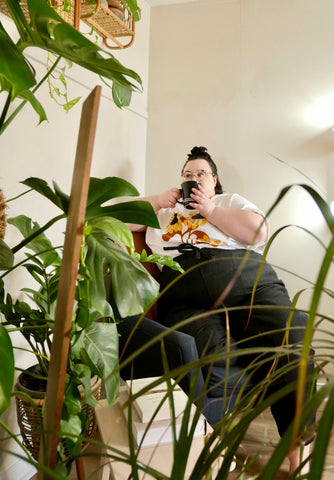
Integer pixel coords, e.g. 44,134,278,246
0,0,135,48
0,0,99,29
15,373,102,461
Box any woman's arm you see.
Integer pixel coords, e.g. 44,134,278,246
206,208,268,245
189,185,268,245
128,188,181,232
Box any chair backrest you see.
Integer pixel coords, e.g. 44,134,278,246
132,231,160,319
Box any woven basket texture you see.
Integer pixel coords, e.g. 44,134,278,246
15,377,102,461
0,0,98,25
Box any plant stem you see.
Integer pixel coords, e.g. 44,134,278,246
12,213,66,254
0,90,13,130
0,56,62,135
0,417,34,461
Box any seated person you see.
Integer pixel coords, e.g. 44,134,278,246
129,145,315,475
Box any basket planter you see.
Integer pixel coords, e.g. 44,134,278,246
0,0,135,49
15,365,101,461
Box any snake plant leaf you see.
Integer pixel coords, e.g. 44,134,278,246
0,22,36,99
0,325,14,415
0,239,14,270
83,322,119,405
85,232,159,318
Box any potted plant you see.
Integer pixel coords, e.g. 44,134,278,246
0,0,142,134
0,175,184,471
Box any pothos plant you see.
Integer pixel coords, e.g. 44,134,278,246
0,176,181,469
0,0,142,134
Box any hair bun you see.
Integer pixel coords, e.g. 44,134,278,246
188,146,207,158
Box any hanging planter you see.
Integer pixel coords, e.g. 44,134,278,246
0,0,136,49
15,365,102,461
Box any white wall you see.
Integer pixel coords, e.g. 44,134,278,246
0,2,151,477
147,0,334,370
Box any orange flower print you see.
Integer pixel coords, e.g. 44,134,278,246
162,212,222,247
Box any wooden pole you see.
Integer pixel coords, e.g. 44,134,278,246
37,86,102,480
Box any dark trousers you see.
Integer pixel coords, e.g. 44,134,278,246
158,247,315,438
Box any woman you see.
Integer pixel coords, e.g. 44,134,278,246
131,146,314,474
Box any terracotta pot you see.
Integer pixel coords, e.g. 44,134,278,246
15,365,101,461
107,0,125,20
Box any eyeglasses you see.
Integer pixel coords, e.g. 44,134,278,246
182,169,214,182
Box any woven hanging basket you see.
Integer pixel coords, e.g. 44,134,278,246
0,0,135,49
0,0,99,29
15,367,102,461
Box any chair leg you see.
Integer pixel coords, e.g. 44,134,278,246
76,457,86,480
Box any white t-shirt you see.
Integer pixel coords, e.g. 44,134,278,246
145,193,268,258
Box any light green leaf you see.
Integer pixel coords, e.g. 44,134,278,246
112,82,132,108
84,322,119,405
18,89,47,124
0,325,14,415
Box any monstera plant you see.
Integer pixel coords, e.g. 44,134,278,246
0,0,142,133
0,175,180,470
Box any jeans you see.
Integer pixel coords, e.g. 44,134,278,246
158,246,315,439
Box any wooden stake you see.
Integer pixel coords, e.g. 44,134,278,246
37,86,101,480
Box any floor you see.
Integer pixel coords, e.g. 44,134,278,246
57,406,334,480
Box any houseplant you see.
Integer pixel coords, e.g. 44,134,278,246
94,182,332,479
0,0,142,134
0,175,184,472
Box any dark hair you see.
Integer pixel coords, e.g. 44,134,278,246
181,146,223,194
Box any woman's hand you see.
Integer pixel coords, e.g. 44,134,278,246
189,184,216,217
157,188,181,209
190,184,268,245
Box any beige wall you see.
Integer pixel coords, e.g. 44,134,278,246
0,3,151,477
147,0,334,349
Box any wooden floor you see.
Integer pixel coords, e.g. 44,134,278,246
61,407,334,480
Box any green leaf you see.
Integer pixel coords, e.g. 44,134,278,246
63,381,82,417
0,239,14,270
85,232,159,318
112,82,132,108
21,177,67,211
123,0,141,21
0,22,36,99
86,177,139,210
18,89,47,124
89,217,134,250
87,200,160,228
60,414,82,438
25,0,142,91
8,215,62,266
0,325,14,415
84,322,119,405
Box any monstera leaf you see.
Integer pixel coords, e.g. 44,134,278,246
0,0,142,130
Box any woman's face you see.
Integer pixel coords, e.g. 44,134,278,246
182,159,217,198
